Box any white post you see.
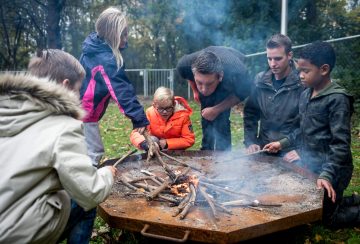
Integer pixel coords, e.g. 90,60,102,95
281,0,288,35
144,69,148,97
169,69,174,91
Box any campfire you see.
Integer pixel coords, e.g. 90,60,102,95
101,149,323,243
116,144,285,224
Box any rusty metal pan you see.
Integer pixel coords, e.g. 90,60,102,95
99,150,323,243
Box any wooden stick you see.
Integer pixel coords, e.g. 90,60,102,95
119,179,138,191
129,176,162,186
198,186,219,220
143,131,176,180
179,183,197,219
159,152,202,172
113,149,138,168
140,169,165,183
148,178,171,199
173,191,192,217
214,202,232,215
121,180,179,204
200,181,253,199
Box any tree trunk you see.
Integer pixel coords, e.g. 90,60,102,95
46,0,65,49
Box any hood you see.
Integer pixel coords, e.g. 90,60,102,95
315,81,351,97
82,32,128,56
173,96,192,116
0,73,85,137
82,32,112,55
310,81,354,114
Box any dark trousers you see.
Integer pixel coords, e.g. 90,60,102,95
58,200,97,244
200,85,232,151
323,188,360,228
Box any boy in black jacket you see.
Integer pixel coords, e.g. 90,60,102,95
264,41,359,228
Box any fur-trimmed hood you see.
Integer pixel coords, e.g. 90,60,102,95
0,73,85,136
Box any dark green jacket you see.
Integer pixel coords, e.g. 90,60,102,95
243,66,303,150
288,82,354,189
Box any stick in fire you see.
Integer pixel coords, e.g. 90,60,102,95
142,130,177,181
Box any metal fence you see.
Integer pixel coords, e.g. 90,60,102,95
129,35,359,100
1,35,358,102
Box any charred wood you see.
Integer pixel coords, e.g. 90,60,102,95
198,186,219,220
179,183,197,219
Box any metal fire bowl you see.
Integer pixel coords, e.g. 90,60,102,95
99,150,323,243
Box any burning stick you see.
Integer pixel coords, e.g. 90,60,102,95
172,191,192,217
179,183,197,219
159,152,202,172
148,178,171,200
143,131,176,181
198,186,219,220
113,149,138,168
120,179,180,204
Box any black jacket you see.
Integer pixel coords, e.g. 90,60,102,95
294,82,354,188
243,66,303,150
176,46,252,101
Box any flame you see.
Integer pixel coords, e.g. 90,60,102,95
170,175,199,197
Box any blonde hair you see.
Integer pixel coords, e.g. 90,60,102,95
95,7,127,69
28,49,85,88
153,86,174,102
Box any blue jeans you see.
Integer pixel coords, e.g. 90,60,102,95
59,200,97,244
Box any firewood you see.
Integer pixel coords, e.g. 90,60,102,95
113,149,138,168
148,178,171,199
119,179,138,191
173,191,192,217
198,186,219,220
143,131,176,180
140,170,165,183
200,181,253,199
213,202,232,215
129,176,162,186
179,183,197,219
159,151,202,172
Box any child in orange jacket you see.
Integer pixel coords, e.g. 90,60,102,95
130,87,195,150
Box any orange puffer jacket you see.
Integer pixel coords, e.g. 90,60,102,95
130,96,195,150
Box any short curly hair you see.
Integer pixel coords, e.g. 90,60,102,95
191,51,223,75
299,41,336,72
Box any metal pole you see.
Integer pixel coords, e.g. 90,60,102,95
144,69,148,97
281,0,288,35
169,69,174,91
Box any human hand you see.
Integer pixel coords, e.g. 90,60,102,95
159,139,167,150
283,150,300,163
106,166,117,177
263,141,281,153
317,179,336,203
135,127,146,134
201,107,220,121
246,144,261,154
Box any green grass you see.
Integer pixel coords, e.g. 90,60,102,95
91,100,360,243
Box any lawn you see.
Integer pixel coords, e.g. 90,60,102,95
92,99,360,243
